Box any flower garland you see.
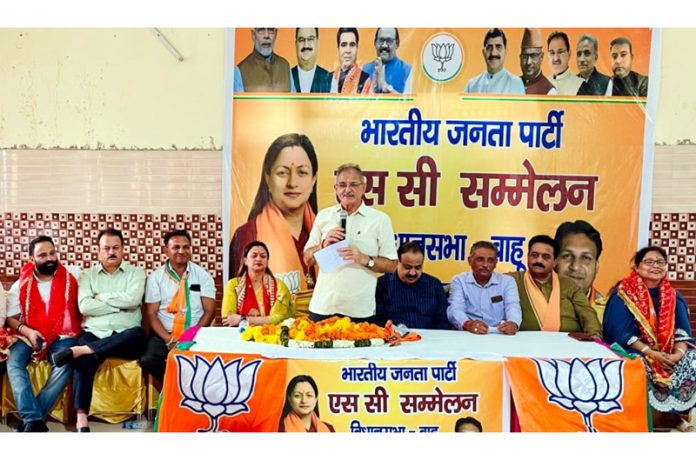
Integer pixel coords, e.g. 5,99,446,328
240,316,390,348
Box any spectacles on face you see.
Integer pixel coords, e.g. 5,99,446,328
377,37,395,46
335,182,363,190
297,36,316,45
641,258,667,267
548,48,568,58
520,52,542,61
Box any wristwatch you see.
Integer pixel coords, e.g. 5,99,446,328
367,256,375,269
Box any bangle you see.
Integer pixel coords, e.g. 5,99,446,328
640,345,650,354
17,323,25,334
676,348,686,356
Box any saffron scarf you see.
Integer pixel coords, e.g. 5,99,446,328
164,261,192,340
618,270,676,381
256,202,315,292
333,64,373,94
523,270,561,332
282,412,332,432
18,262,80,361
234,273,278,317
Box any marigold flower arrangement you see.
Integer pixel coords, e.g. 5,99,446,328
240,316,391,348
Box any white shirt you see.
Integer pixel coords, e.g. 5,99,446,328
145,261,215,333
305,203,397,318
7,265,81,336
465,68,525,94
296,66,316,93
551,68,584,95
7,265,81,317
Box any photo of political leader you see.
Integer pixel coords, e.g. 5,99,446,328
291,28,332,93
278,374,335,432
465,28,524,94
610,36,649,97
229,133,318,298
234,27,292,92
363,27,413,94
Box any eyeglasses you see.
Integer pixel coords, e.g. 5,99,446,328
548,48,568,58
641,258,667,267
336,182,363,190
520,52,542,61
297,36,316,45
377,37,396,46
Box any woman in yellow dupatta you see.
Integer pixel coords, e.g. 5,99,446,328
278,375,334,432
222,241,293,327
229,134,318,304
603,246,696,432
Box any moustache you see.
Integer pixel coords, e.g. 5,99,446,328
532,263,545,268
301,47,313,53
405,274,418,279
379,47,390,53
488,56,501,60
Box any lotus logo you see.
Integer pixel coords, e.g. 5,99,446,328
276,270,300,294
176,355,262,432
421,32,463,83
432,43,454,72
534,358,625,432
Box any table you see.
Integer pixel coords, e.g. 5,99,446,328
156,328,648,432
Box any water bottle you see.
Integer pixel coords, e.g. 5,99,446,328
122,419,148,430
239,318,250,333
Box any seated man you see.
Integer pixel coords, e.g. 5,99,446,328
140,230,216,384
5,236,82,432
52,227,146,432
375,241,449,329
506,234,601,338
447,241,521,335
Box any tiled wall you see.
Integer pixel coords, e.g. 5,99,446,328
650,213,696,281
0,212,222,279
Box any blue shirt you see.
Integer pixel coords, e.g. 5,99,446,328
375,272,450,330
363,56,412,94
447,272,522,329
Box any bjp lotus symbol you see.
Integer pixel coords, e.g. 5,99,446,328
533,358,625,432
432,42,454,72
176,355,262,432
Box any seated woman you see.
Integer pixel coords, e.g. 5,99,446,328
278,375,334,432
222,241,293,326
603,246,696,432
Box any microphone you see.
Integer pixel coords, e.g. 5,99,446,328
340,210,348,239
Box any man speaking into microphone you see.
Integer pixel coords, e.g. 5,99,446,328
303,163,397,322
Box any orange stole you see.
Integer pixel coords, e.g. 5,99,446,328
523,271,561,332
256,202,315,292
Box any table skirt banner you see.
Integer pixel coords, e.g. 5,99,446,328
157,350,506,432
505,356,648,432
285,358,505,433
157,351,288,432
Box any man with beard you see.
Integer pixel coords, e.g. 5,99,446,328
5,236,82,432
547,31,584,95
303,163,397,321
330,27,372,94
234,27,293,92
506,235,601,338
576,34,612,96
610,36,649,97
140,230,216,385
465,28,524,94
519,28,556,95
291,27,332,93
375,241,449,329
447,241,521,335
52,228,146,432
362,27,413,94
